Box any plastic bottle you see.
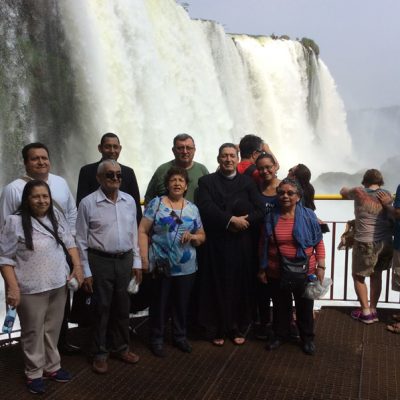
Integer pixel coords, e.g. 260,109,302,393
2,306,17,334
308,274,318,282
67,277,79,291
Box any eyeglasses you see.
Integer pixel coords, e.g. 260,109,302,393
170,210,183,225
104,171,122,180
175,146,195,152
259,165,275,171
277,190,297,197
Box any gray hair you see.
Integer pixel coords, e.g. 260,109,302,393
97,159,120,175
278,177,303,198
173,133,195,147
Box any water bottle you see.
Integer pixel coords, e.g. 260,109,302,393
2,306,17,334
127,277,139,294
308,274,318,283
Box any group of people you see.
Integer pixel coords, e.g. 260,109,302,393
0,132,398,395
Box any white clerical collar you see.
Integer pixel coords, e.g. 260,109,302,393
222,171,237,180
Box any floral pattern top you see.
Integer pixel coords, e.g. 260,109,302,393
144,196,203,276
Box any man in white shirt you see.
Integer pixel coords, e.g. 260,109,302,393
0,142,79,354
0,142,77,234
76,159,142,374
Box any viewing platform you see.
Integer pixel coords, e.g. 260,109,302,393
1,306,400,400
1,198,399,399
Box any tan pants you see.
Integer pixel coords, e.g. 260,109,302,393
18,286,67,379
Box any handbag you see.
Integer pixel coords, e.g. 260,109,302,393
149,197,182,279
34,217,73,272
272,217,309,290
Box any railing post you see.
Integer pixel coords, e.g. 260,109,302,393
330,222,336,300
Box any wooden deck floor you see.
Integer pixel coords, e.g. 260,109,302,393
1,306,400,400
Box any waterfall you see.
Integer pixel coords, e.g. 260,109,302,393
0,0,352,194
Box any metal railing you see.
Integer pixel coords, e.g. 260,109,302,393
1,195,398,342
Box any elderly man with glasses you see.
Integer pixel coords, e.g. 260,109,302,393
76,160,142,374
144,133,209,205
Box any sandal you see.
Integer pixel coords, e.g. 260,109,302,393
212,338,225,347
387,322,400,333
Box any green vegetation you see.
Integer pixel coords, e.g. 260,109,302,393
301,37,320,57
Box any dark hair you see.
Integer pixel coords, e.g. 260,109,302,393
290,164,315,210
163,166,190,195
173,133,195,147
218,143,238,157
278,178,303,198
22,143,50,163
256,152,276,166
361,169,384,187
100,132,120,145
239,134,263,158
18,180,60,250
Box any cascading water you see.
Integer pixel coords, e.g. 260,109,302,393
0,0,352,195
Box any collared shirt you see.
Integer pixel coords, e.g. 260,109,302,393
76,188,141,277
0,173,77,235
0,214,74,294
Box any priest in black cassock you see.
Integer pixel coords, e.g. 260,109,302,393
197,143,264,346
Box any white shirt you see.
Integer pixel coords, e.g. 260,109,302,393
0,214,75,294
0,174,77,235
76,188,142,278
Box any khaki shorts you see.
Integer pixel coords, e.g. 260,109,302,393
352,240,393,277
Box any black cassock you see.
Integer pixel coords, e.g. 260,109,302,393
196,171,264,339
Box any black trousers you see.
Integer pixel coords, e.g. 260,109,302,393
268,278,314,342
149,273,195,345
89,252,133,358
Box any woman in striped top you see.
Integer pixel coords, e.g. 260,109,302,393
258,178,325,355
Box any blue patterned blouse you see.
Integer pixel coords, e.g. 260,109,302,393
144,197,203,276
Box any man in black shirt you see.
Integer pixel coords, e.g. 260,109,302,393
76,132,142,223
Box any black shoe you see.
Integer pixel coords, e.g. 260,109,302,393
265,338,284,351
302,341,316,355
58,342,81,355
174,340,192,353
151,343,166,358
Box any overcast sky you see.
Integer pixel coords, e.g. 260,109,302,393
186,0,399,111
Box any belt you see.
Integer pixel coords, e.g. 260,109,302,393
88,248,132,259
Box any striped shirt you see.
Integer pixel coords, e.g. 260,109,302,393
266,216,325,279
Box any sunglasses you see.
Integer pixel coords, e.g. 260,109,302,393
104,171,122,180
170,210,183,225
277,190,297,197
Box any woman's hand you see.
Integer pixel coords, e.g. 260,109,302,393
181,231,193,244
377,191,393,206
258,269,268,284
316,266,325,283
69,265,84,286
6,285,20,307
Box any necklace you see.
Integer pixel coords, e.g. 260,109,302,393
166,197,185,247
